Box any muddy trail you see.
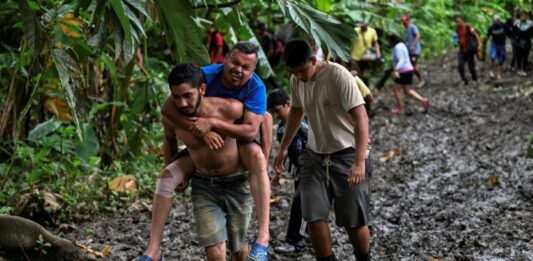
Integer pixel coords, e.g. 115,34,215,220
62,54,533,261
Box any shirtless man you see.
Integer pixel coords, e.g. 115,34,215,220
142,43,271,261
154,63,252,261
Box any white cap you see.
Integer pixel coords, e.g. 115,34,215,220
493,14,501,21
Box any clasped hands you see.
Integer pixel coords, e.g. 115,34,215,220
188,117,224,150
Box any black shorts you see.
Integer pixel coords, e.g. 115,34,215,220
394,71,414,85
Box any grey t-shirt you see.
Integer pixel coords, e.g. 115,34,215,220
405,23,421,55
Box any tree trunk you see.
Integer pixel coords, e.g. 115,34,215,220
0,215,101,261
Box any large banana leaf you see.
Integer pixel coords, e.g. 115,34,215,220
277,0,355,61
51,48,84,140
334,1,408,36
17,0,46,58
154,0,210,65
110,0,135,62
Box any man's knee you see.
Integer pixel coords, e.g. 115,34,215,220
239,142,265,162
155,162,184,198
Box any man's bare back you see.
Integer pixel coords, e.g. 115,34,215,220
161,95,244,176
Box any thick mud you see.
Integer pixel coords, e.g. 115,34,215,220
63,54,533,260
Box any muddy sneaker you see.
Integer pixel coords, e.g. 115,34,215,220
390,108,404,115
274,243,296,253
421,99,430,113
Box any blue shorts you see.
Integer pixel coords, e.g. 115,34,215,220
191,172,253,253
490,43,506,65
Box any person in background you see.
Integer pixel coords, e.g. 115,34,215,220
508,9,521,71
350,21,382,86
267,88,309,254
388,34,429,115
401,15,426,88
349,70,374,115
255,21,284,69
207,25,228,64
486,14,508,79
513,10,533,76
455,16,481,85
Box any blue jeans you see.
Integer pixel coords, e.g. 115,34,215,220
490,43,506,65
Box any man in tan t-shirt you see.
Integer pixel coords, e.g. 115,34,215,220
273,39,372,261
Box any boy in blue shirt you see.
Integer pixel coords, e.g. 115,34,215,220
268,88,309,253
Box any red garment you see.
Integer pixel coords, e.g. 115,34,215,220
456,25,475,52
207,31,225,63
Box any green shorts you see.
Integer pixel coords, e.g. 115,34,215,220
298,148,372,227
191,172,253,253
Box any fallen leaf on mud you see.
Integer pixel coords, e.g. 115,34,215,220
270,196,281,204
43,191,61,213
108,175,137,193
488,175,499,186
100,245,111,257
430,258,448,261
379,147,404,163
131,201,152,212
59,223,78,231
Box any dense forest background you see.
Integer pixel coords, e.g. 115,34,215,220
0,0,532,223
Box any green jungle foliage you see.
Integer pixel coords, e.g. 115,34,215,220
0,0,528,222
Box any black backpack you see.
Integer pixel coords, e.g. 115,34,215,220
466,25,478,52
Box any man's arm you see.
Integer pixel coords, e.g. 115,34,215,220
411,32,420,52
273,107,305,173
347,104,369,186
373,31,382,57
191,109,263,142
162,115,178,165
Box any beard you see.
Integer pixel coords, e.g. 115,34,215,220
179,93,202,117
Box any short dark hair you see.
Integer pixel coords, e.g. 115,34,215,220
168,63,204,89
283,39,312,69
388,34,403,46
267,88,290,110
229,41,259,58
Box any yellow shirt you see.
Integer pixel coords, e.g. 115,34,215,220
351,27,378,61
355,76,371,98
